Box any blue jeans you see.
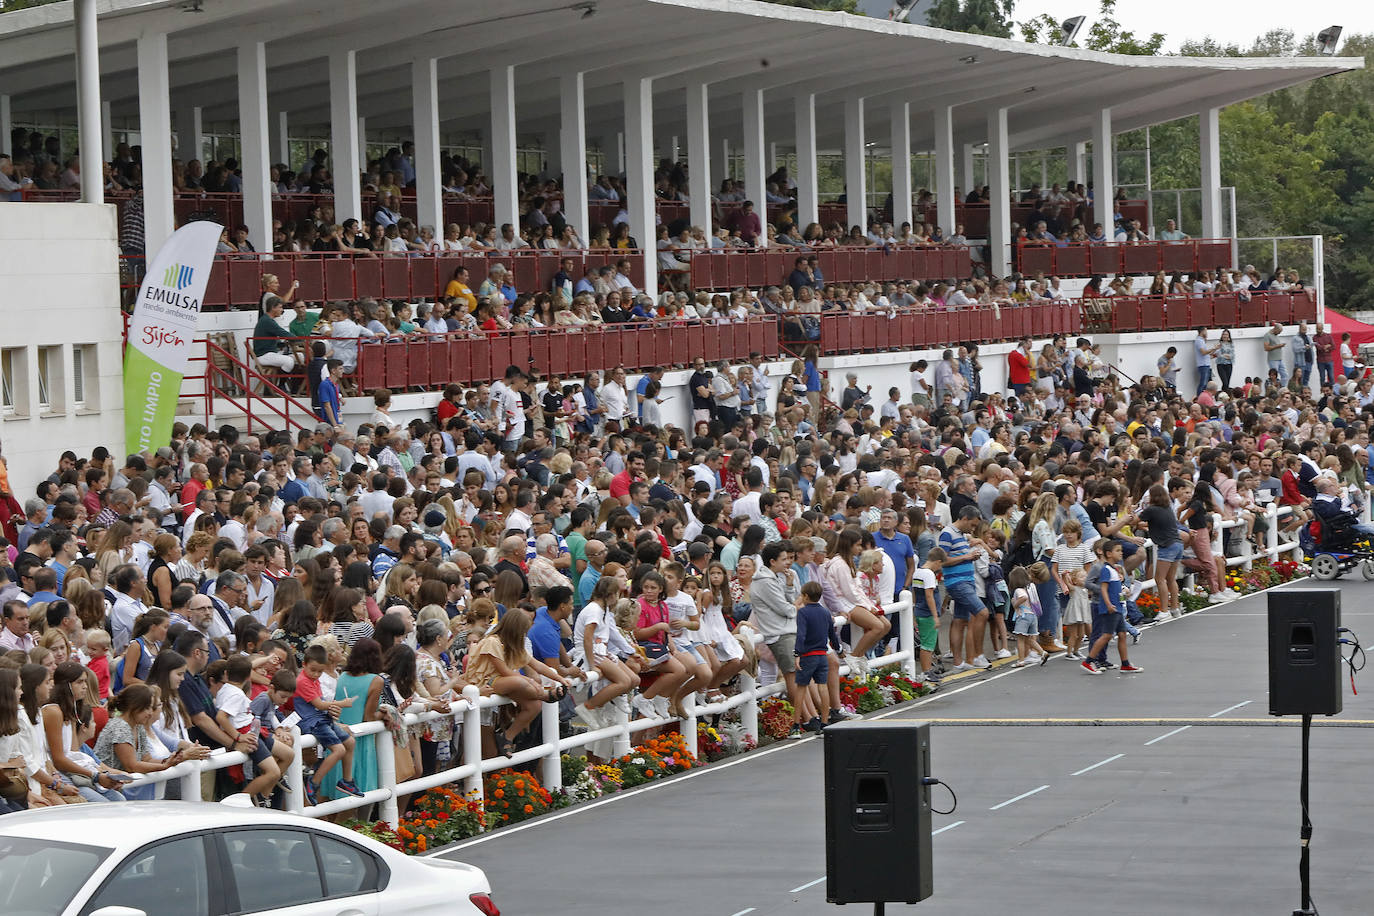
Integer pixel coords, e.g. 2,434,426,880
1269,361,1288,386
1035,579,1061,639
946,579,986,620
1195,365,1212,396
1319,362,1334,387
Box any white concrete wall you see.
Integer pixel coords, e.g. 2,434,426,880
0,202,125,496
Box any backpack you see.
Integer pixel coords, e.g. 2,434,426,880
1001,537,1034,578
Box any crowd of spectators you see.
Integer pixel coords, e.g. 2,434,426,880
2,303,1372,817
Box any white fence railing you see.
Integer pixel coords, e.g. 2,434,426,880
127,592,916,830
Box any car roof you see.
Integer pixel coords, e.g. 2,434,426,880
0,802,347,850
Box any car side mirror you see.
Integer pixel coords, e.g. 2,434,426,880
90,908,148,916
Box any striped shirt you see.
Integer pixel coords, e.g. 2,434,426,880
938,528,975,584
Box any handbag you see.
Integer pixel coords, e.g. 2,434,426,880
0,766,27,800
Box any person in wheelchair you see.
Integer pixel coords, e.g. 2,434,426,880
1311,475,1374,547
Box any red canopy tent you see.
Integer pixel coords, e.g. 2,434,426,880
1324,309,1374,350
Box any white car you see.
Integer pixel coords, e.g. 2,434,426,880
0,802,499,916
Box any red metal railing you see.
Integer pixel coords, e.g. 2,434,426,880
200,249,645,309
1017,239,1235,278
689,246,972,291
1081,289,1317,334
815,301,1081,357
204,337,319,434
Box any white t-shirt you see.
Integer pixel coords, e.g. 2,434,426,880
912,567,938,607
215,684,253,730
664,591,698,650
573,601,616,662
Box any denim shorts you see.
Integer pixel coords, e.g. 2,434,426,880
946,579,986,620
796,653,828,686
1156,540,1184,563
304,718,351,750
1095,611,1126,635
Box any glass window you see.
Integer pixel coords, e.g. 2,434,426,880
82,835,210,916
223,829,322,913
0,837,109,916
315,835,381,897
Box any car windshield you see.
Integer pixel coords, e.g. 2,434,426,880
0,836,111,916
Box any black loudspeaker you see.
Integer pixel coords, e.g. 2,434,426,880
824,720,933,905
1268,589,1342,717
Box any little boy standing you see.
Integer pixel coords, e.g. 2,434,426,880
1083,541,1143,674
794,581,838,732
294,643,362,804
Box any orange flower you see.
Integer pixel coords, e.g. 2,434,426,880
493,789,504,798
645,770,655,777
523,804,534,813
514,779,525,789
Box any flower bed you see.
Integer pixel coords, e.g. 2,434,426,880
485,769,555,827
348,786,486,854
1226,558,1307,594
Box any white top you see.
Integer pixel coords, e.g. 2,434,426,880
215,684,253,730
572,601,616,663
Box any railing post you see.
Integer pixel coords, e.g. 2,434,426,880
1267,505,1280,562
1241,518,1254,571
611,700,632,758
540,696,562,792
179,760,202,802
740,671,759,747
374,726,399,827
897,589,916,679
461,686,484,801
285,725,306,813
682,691,698,760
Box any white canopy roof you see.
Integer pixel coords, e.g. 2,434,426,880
0,0,1359,152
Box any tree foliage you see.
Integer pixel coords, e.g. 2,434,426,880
759,0,859,11
924,0,1015,39
1019,0,1164,55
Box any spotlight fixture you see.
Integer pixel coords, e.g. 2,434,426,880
1058,15,1084,46
572,1,597,19
960,55,978,64
1317,25,1342,55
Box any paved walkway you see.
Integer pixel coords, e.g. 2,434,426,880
439,581,1374,915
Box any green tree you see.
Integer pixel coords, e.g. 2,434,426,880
758,0,859,11
925,0,1015,39
1019,0,1164,55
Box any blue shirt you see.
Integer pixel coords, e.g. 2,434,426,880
871,531,915,599
937,528,976,584
803,362,822,393
635,376,651,418
795,602,838,655
317,377,341,424
528,607,563,662
575,566,601,610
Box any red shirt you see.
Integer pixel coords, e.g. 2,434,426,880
609,469,634,500
294,671,323,705
1008,348,1031,386
437,399,460,422
88,655,111,699
181,478,206,519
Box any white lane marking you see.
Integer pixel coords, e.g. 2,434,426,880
990,785,1050,810
790,877,826,893
729,909,757,916
432,645,1030,857
1144,725,1193,745
932,820,965,835
1071,753,1125,776
1209,700,1253,718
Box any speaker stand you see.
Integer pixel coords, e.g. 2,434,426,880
1292,713,1316,916
873,904,885,915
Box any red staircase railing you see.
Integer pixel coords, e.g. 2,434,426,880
203,338,319,435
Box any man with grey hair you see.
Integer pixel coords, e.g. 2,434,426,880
18,498,46,552
371,525,406,578
209,569,249,647
321,517,349,548
495,536,530,596
528,533,572,591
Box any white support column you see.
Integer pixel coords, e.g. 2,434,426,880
101,100,113,161
412,57,442,235
624,76,658,296
1072,140,1087,189
137,32,173,251
1091,107,1114,234
329,50,361,225
0,96,11,159
686,81,712,231
844,96,866,230
176,105,203,165
670,135,680,162
721,137,730,183
237,41,272,253
961,142,975,192
889,99,912,230
987,107,1011,277
933,105,955,236
559,72,590,243
741,88,766,214
272,110,289,167
794,92,818,228
489,64,519,231
1200,106,1222,240
75,0,103,205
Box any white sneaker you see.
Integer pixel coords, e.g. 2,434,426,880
631,695,657,719
1013,657,1036,667
574,703,596,726
970,655,992,669
940,651,955,661
1152,611,1173,623
652,695,670,719
845,655,869,678
1209,592,1234,603
612,694,630,715
994,648,1013,659
949,662,974,672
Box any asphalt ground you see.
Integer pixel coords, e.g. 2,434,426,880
440,580,1374,915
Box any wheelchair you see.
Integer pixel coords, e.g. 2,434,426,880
1303,514,1374,580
